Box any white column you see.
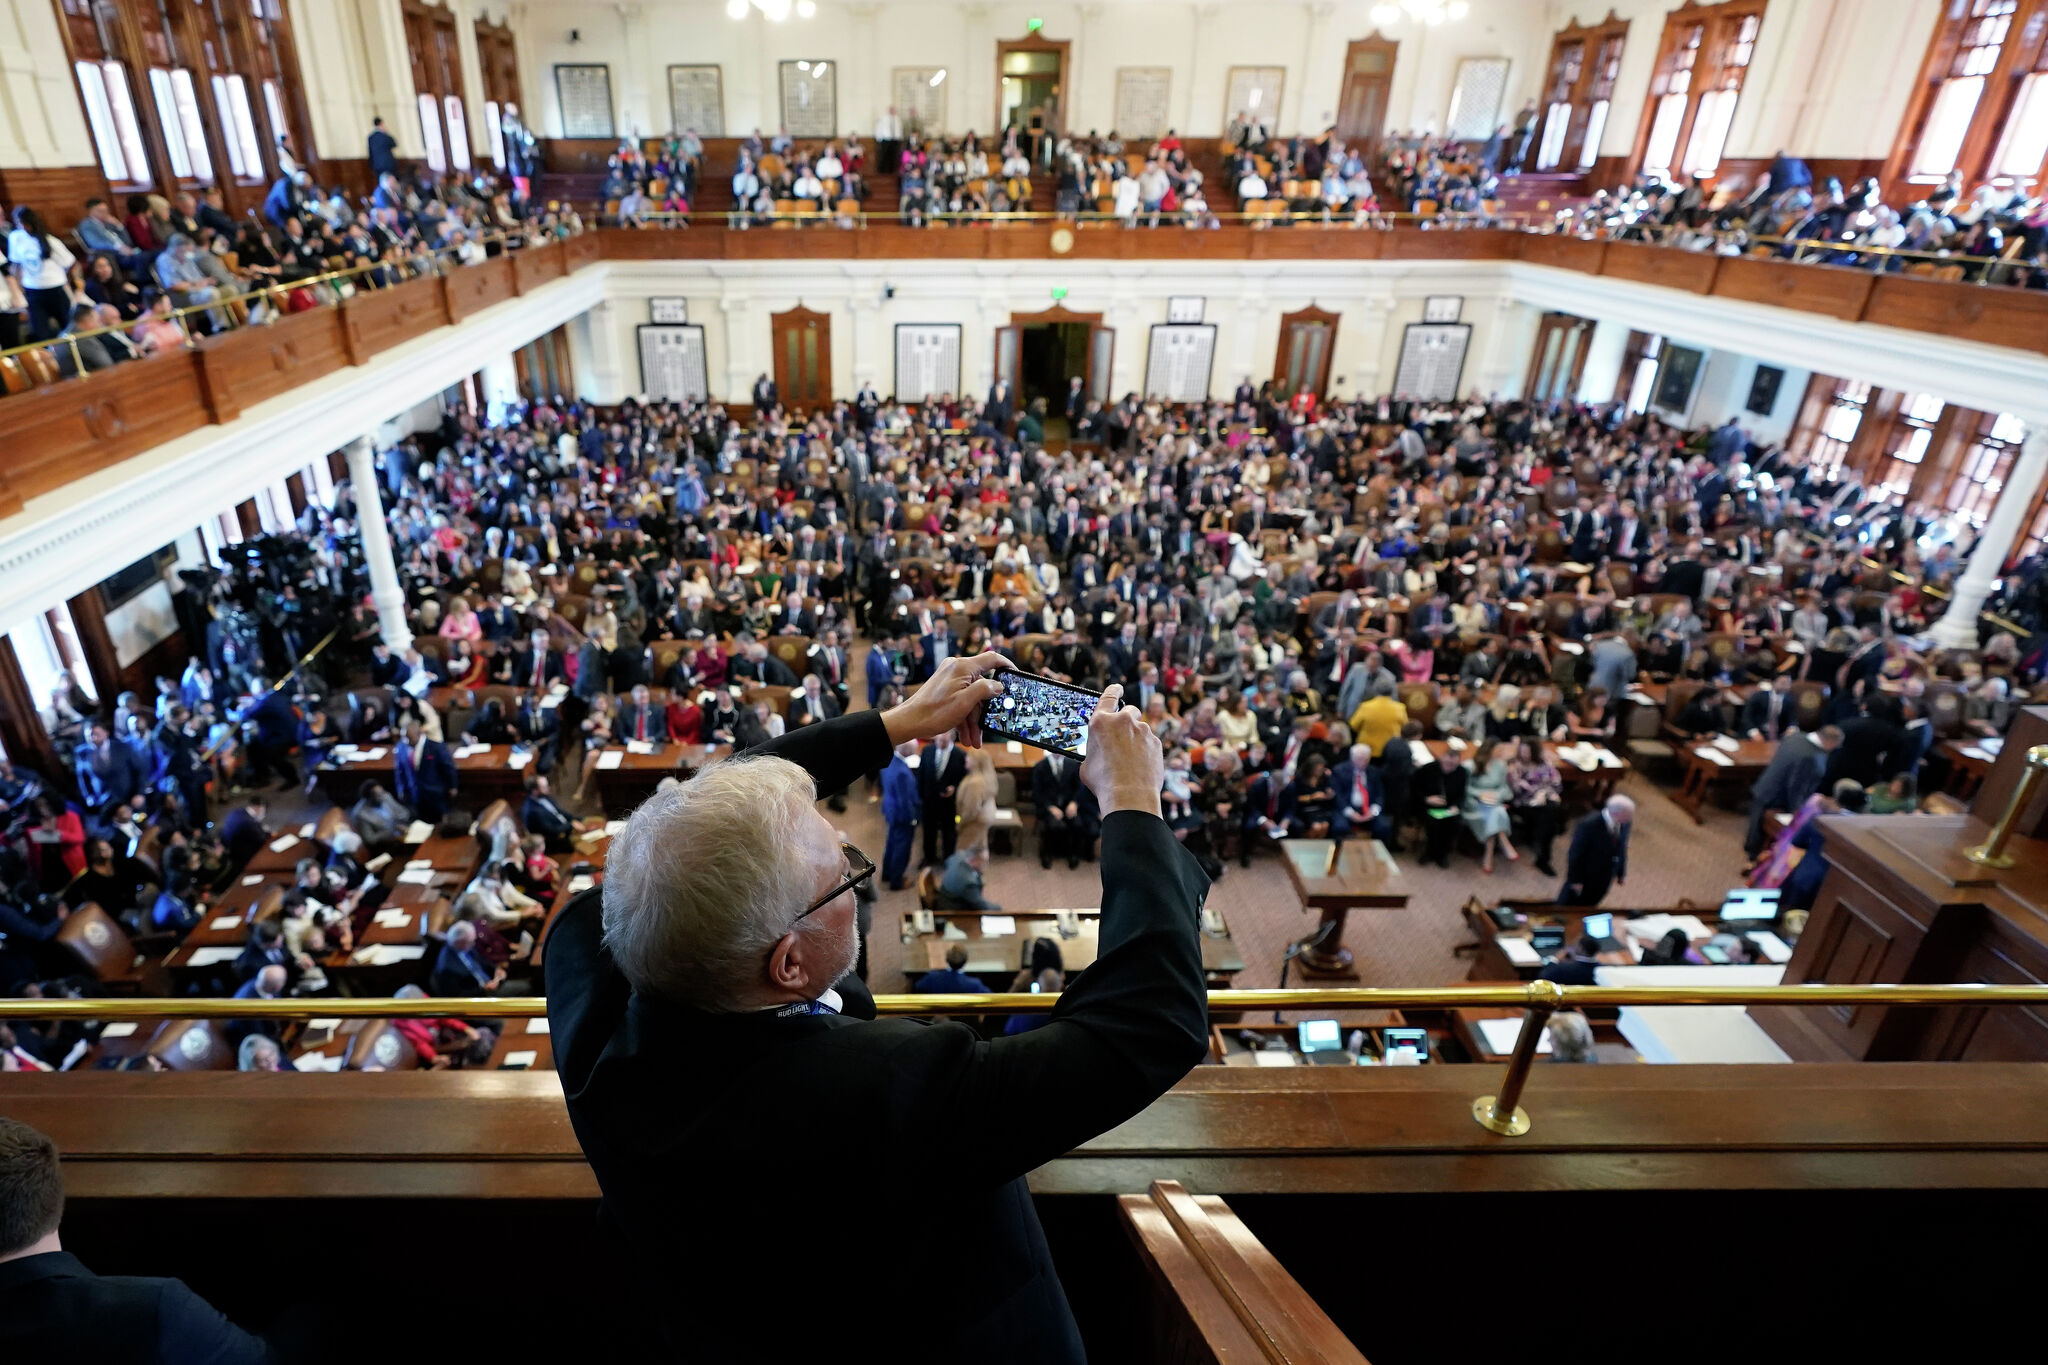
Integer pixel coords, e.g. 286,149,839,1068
720,295,754,405
1347,298,1393,400
480,352,521,421
343,437,413,651
848,295,883,390
1930,427,2048,649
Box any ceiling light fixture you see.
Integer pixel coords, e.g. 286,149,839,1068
1371,0,1469,25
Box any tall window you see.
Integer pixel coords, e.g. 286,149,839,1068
1633,1,1769,182
1890,0,2048,193
212,74,264,180
75,59,150,186
418,93,448,173
1581,34,1626,170
149,67,212,182
404,0,469,174
1948,411,2029,525
476,16,523,169
1537,40,1585,171
445,95,472,171
1788,376,1873,481
1877,393,1948,498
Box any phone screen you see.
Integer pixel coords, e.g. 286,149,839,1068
1582,912,1613,941
981,669,1102,759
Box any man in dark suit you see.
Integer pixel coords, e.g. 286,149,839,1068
752,372,778,410
918,730,969,867
788,674,841,728
1740,675,1796,741
0,1117,269,1363
72,723,144,819
505,630,565,692
232,919,298,990
986,378,1014,432
523,773,580,850
1559,795,1633,906
432,920,505,998
234,678,301,789
1744,724,1839,857
546,661,1206,1363
1330,744,1390,843
217,794,270,872
393,720,457,823
617,685,671,744
1030,750,1097,869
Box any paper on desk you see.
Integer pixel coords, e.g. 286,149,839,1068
567,875,596,894
373,908,414,927
350,944,427,966
1498,937,1542,966
502,1050,540,1068
538,694,562,711
625,740,655,755
359,747,388,761
1594,748,1624,769
267,833,300,853
99,1021,140,1039
597,749,625,769
405,858,433,869
1712,735,1741,752
1626,690,1657,705
508,751,532,769
1556,640,1584,655
364,853,393,873
1982,736,2005,754
1476,1016,1554,1056
1625,913,1712,943
208,915,242,932
1746,930,1794,963
298,823,316,838
1251,1050,1298,1067
294,1052,345,1072
185,947,243,967
395,869,436,886
1694,747,1733,767
1005,741,1023,755
402,820,436,843
940,920,968,941
526,1017,551,1035
1961,747,1994,761
240,874,264,886
991,808,1018,823
981,914,1017,936
604,821,626,836
307,1018,341,1031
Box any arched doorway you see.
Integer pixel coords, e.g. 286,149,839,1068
995,306,1115,431
770,305,832,411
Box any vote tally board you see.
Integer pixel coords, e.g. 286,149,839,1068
1392,322,1471,402
1143,324,1217,402
893,323,962,402
636,324,709,403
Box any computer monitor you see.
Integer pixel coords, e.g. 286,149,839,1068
1581,912,1613,941
1382,1027,1430,1062
1720,886,1781,922
1530,926,1567,957
1298,1019,1342,1054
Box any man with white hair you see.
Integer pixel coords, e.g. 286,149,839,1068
1560,794,1634,906
548,653,1210,1361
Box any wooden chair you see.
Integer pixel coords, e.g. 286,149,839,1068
0,355,32,395
1701,633,1743,670
1397,681,1439,732
55,903,148,992
314,808,353,845
650,638,685,679
768,636,813,674
347,1018,421,1071
20,347,61,386
915,866,941,910
148,1019,236,1071
476,797,525,848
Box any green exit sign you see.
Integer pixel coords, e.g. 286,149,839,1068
1027,16,1044,32
1051,286,1068,300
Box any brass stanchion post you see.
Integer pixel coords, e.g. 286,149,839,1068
1964,744,2048,868
1472,980,1562,1136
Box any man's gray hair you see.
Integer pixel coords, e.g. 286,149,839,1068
237,1035,281,1070
1546,1011,1596,1064
602,754,823,1010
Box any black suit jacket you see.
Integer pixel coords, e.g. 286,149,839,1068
546,710,1210,1362
917,742,969,808
616,702,671,744
0,1251,268,1364
1562,811,1629,904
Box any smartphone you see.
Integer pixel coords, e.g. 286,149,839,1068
980,669,1103,760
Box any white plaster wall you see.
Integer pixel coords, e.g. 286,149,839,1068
0,0,96,167
1686,347,1809,445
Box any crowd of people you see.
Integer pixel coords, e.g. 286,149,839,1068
5,353,2042,1076
3,129,582,387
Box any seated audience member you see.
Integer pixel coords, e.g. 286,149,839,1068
1544,1011,1598,1063
934,842,1001,912
913,942,989,994
431,919,506,997
0,1118,269,1362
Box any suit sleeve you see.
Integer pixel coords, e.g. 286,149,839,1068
745,708,892,798
155,1277,272,1364
872,810,1210,1187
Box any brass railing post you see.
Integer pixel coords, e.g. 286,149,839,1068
1472,980,1563,1136
1965,745,2048,868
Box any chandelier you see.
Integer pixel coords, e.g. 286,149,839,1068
1371,0,1470,24
725,0,816,19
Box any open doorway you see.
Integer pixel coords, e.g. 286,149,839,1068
996,307,1113,439
996,34,1069,152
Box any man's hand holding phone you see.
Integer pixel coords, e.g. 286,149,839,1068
1081,684,1163,818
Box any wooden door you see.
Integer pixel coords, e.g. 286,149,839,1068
1336,36,1398,154
1274,306,1339,401
1086,325,1115,402
1526,313,1593,403
994,325,1023,396
771,306,832,411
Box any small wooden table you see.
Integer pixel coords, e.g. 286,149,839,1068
1935,738,1996,798
1278,839,1408,980
1671,736,1776,822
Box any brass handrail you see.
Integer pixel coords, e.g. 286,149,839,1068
0,223,562,367
609,207,1531,230
1606,219,2024,273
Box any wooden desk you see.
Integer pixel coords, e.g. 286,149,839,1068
488,1017,557,1071
1672,737,1776,822
904,918,1244,987
318,742,727,813
1935,738,1996,798
1278,839,1407,981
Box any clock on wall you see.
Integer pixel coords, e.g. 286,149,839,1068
1050,227,1074,255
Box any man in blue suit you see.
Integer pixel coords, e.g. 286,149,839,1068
393,719,458,823
866,634,902,706
878,739,921,890
72,723,143,819
1330,744,1391,843
234,677,301,789
1559,795,1633,906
